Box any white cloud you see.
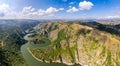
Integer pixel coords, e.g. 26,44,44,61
69,2,75,5
45,7,59,14
22,6,35,14
66,7,79,13
20,6,64,18
37,9,46,16
92,15,120,19
0,1,94,19
59,8,64,11
0,3,11,17
38,7,64,16
106,15,120,19
79,1,94,10
66,1,94,13
0,4,64,19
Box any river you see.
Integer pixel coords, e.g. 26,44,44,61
21,34,80,66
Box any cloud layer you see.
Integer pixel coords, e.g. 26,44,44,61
66,7,78,13
79,1,94,10
0,4,11,17
106,15,120,19
0,1,94,19
66,1,94,13
22,6,64,17
0,4,64,19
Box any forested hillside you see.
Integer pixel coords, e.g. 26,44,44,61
0,20,40,66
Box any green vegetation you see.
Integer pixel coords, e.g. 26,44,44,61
30,27,78,63
90,38,99,50
26,22,120,66
100,46,106,57
0,20,39,66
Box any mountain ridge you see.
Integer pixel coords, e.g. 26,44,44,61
28,22,120,66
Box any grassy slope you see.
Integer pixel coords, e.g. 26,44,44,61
29,22,120,66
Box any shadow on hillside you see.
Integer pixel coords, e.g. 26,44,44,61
79,21,120,36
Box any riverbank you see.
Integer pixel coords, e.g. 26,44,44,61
23,33,77,66
27,48,43,62
27,48,75,65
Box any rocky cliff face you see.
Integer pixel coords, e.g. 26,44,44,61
30,22,120,66
0,41,3,48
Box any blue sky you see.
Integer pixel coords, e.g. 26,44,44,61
0,0,120,19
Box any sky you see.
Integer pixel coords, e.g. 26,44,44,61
0,0,120,19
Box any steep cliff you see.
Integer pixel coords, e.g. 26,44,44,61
30,22,120,66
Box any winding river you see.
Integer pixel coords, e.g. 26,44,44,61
21,34,80,66
20,34,68,66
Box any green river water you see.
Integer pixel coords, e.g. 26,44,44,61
21,34,80,66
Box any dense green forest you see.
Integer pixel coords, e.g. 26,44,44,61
0,19,40,66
